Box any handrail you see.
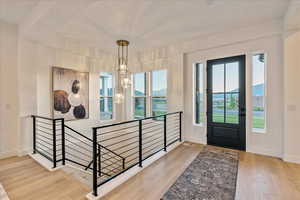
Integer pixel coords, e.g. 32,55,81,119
65,125,124,160
31,115,64,121
93,111,182,129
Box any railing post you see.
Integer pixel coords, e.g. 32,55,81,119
122,158,125,170
179,112,182,142
61,118,65,165
98,145,101,177
32,116,36,154
53,119,57,168
139,120,143,167
164,115,167,152
92,128,98,197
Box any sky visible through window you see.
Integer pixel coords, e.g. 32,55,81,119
152,70,167,96
134,73,145,96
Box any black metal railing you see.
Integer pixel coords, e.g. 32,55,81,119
91,111,182,196
31,111,183,197
32,115,64,168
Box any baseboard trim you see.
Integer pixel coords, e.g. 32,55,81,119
29,153,63,172
246,146,282,158
283,154,300,164
0,150,18,159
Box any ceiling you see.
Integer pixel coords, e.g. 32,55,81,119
0,0,291,51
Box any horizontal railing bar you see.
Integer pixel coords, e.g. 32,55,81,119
65,139,92,153
167,134,179,141
125,157,139,165
142,129,164,138
65,159,111,177
99,129,139,143
119,145,139,156
101,159,123,171
37,124,53,131
66,152,91,163
142,147,164,162
100,167,120,177
167,135,179,143
167,130,179,137
66,145,92,158
123,150,139,159
167,138,180,147
36,141,52,150
143,140,164,151
101,154,122,163
142,136,163,149
36,133,52,141
65,132,92,147
142,123,163,131
36,128,52,135
35,149,53,161
98,124,139,136
99,145,125,160
100,150,122,161
106,140,138,153
97,162,140,187
65,125,92,142
142,142,164,157
35,147,53,158
167,127,180,134
103,135,139,148
36,137,53,146
167,134,179,142
94,111,182,130
142,126,163,135
36,121,53,126
143,132,164,141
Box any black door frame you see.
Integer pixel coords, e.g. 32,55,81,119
207,55,246,151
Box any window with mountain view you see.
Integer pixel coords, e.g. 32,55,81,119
195,63,204,125
133,72,147,119
151,70,167,118
252,53,266,131
100,72,114,120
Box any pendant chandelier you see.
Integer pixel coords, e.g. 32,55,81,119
115,40,131,104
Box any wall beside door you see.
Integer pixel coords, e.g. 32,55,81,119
183,32,284,158
283,30,300,164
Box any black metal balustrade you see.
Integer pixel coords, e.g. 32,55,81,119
32,115,64,168
91,111,182,196
31,111,183,197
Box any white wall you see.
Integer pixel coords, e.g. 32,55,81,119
183,22,284,158
283,31,300,163
17,37,123,154
0,21,20,158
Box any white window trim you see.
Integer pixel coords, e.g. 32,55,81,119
150,69,168,117
251,52,267,134
193,62,206,127
132,72,148,119
99,72,116,122
131,70,168,119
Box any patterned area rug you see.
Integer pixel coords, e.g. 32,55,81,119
162,146,239,200
0,183,9,200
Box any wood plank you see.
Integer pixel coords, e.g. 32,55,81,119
0,144,300,200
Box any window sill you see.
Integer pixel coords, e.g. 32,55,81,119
252,128,266,134
193,123,204,127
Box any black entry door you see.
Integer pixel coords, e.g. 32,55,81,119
207,55,246,150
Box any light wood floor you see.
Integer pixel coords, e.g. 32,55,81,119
1,143,300,200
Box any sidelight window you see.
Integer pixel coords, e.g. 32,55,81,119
194,63,205,125
252,53,266,132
